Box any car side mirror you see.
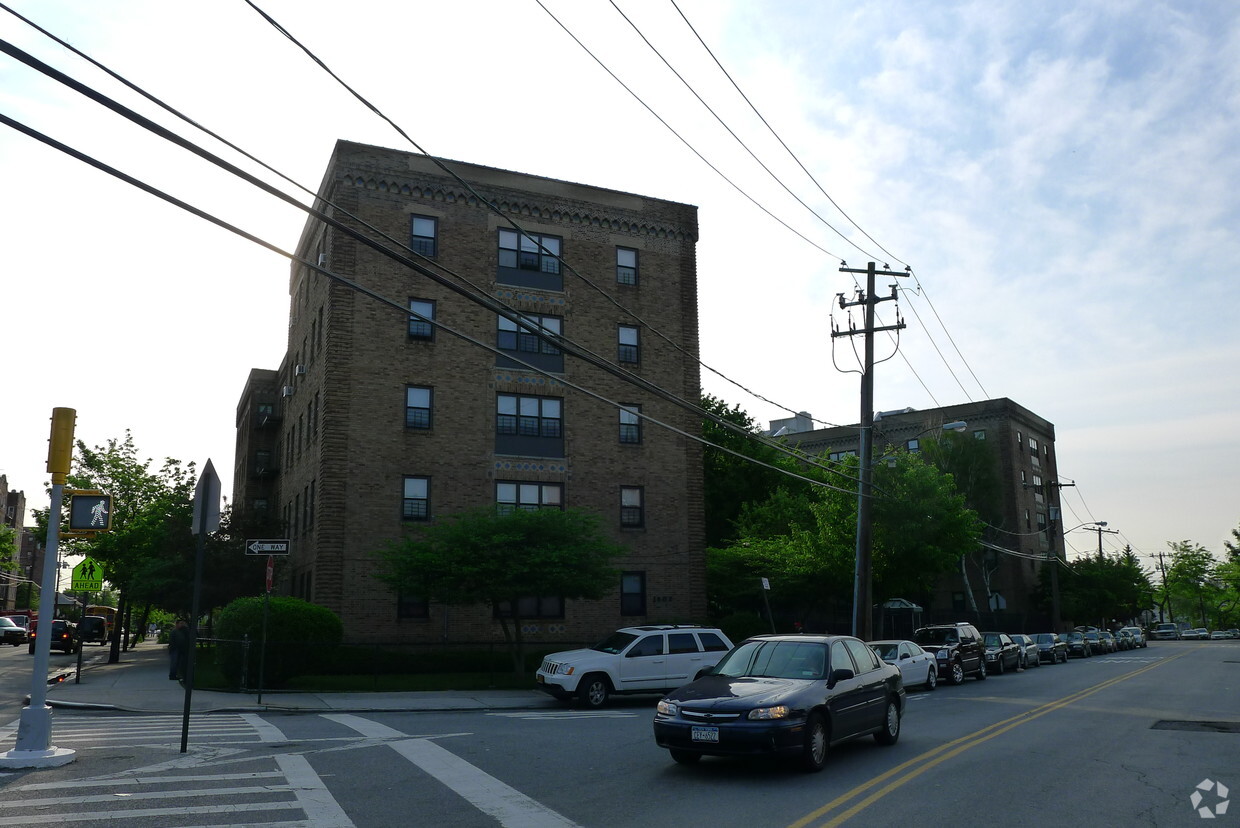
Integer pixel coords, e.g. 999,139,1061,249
899,653,910,660
828,667,855,687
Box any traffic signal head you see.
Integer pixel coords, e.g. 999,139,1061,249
69,494,112,531
46,407,77,479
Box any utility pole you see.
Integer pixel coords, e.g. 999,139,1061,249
833,262,907,641
1093,524,1120,561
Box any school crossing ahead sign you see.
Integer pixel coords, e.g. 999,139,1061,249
70,557,105,591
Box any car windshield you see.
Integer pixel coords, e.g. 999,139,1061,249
591,631,638,654
1064,632,1082,641
1084,632,1100,640
914,628,958,645
983,633,1003,646
1034,634,1054,644
714,641,828,680
0,618,16,628
870,643,898,661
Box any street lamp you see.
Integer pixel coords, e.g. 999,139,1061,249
852,420,967,640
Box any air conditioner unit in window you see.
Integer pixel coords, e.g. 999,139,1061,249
282,386,295,398
317,253,327,267
294,364,306,376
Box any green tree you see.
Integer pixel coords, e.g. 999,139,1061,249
701,394,800,548
1051,546,1155,628
376,507,626,672
1162,541,1219,628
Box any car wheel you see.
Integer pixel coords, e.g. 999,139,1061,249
975,659,987,681
874,698,901,746
799,712,829,773
577,675,610,709
948,660,965,685
995,657,1005,675
924,665,937,691
669,749,700,765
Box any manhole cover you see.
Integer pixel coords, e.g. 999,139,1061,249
1152,720,1240,734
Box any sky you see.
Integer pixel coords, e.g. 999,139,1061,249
1,0,1237,569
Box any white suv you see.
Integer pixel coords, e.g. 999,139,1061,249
536,625,733,708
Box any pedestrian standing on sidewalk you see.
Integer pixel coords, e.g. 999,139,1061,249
168,619,191,681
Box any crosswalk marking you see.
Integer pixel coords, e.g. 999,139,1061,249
489,709,639,720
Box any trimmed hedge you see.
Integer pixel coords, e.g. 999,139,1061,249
214,596,343,689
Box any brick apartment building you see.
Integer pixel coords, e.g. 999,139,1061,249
770,398,1066,630
234,141,706,643
0,475,26,610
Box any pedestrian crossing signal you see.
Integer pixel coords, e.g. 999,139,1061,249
69,494,112,531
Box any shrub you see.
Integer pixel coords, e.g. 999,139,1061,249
214,596,343,689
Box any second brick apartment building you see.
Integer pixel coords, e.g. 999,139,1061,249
235,141,706,643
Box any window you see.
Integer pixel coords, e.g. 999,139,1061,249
620,572,646,616
497,394,561,437
618,325,640,364
402,476,430,521
668,633,700,654
616,247,638,285
698,632,730,652
397,594,429,619
828,450,857,461
844,638,881,672
619,405,641,444
1029,437,1039,452
408,299,435,340
406,386,432,429
621,486,644,527
628,634,665,658
496,481,563,514
496,313,563,372
1032,474,1044,503
906,438,920,452
495,596,563,619
410,215,437,257
498,228,562,290
973,429,986,440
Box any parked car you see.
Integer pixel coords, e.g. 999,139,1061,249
1062,631,1092,658
1100,631,1119,652
652,634,905,772
1120,626,1147,648
535,625,733,708
982,632,1022,675
912,622,987,685
1114,629,1134,650
1209,630,1228,640
77,615,110,645
1082,630,1106,654
1150,622,1180,640
1033,633,1068,664
1227,629,1240,639
1010,633,1040,668
869,639,937,690
1192,628,1210,640
0,616,28,646
28,619,80,654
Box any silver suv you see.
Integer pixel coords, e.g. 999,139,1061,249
536,625,733,708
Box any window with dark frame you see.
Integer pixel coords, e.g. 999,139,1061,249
497,228,562,290
410,215,437,257
619,405,641,444
621,486,644,527
616,247,638,285
620,571,646,616
406,386,432,429
408,298,435,340
495,481,563,514
497,313,561,354
397,594,429,619
618,325,640,364
497,395,561,437
494,596,564,619
402,476,430,521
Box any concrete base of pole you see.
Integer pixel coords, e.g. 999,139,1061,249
0,705,77,768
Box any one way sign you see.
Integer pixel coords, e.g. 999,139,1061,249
246,539,290,556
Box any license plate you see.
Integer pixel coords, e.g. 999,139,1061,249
691,726,719,743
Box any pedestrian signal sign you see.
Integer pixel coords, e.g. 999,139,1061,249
69,494,112,531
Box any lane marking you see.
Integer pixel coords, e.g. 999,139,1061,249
324,713,579,828
789,650,1191,828
276,752,356,828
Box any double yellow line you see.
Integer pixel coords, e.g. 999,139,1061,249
789,650,1190,828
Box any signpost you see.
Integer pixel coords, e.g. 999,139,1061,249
246,539,290,556
181,459,220,754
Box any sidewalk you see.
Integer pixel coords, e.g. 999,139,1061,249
44,644,560,715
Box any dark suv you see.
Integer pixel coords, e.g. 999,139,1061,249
913,622,987,684
28,619,80,655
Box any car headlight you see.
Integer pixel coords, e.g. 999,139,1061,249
747,705,790,720
656,700,677,716
936,651,947,660
561,666,575,676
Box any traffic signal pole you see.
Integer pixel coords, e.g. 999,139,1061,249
0,408,78,768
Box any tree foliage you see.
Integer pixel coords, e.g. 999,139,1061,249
1048,545,1155,627
376,507,626,671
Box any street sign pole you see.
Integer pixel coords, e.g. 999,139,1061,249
181,459,220,754
258,556,273,706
